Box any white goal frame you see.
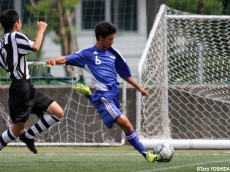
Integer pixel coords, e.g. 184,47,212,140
137,4,230,149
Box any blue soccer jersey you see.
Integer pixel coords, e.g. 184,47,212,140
65,45,131,91
65,45,131,129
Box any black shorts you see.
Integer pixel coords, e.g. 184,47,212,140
8,79,54,123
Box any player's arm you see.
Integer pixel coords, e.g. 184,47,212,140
123,77,148,96
32,21,47,52
46,56,66,65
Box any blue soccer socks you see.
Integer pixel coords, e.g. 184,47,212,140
125,130,148,158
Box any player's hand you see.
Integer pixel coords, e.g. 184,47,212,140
139,87,148,96
46,58,56,65
0,85,3,90
37,21,47,32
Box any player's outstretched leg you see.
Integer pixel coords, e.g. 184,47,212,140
0,128,17,151
125,130,159,163
116,115,159,163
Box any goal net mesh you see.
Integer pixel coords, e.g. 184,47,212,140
138,5,230,140
0,79,123,145
39,85,122,144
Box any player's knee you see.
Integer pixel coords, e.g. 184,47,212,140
59,109,64,118
116,115,133,132
55,108,64,119
125,124,133,132
47,101,64,119
121,122,133,133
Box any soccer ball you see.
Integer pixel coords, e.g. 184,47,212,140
153,142,174,162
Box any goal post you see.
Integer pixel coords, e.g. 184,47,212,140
137,4,230,149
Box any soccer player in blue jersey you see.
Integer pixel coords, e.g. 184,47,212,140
46,21,159,163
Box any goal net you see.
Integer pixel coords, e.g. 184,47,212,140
137,5,230,149
0,67,124,146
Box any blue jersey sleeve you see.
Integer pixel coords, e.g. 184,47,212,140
65,51,86,68
110,48,131,78
115,56,132,78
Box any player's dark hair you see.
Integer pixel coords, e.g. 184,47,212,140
0,9,19,33
95,21,116,41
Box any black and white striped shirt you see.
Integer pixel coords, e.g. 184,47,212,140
0,32,34,80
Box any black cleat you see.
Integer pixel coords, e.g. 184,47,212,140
19,133,37,154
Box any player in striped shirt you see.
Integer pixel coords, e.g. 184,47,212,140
46,21,159,163
0,9,64,153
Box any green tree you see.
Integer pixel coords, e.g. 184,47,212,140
166,0,222,15
27,0,79,55
27,0,79,77
219,0,230,14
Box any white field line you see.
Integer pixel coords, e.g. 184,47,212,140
0,153,138,156
0,153,230,156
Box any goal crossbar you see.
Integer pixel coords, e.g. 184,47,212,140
166,15,230,20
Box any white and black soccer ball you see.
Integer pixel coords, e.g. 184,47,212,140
153,142,174,162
